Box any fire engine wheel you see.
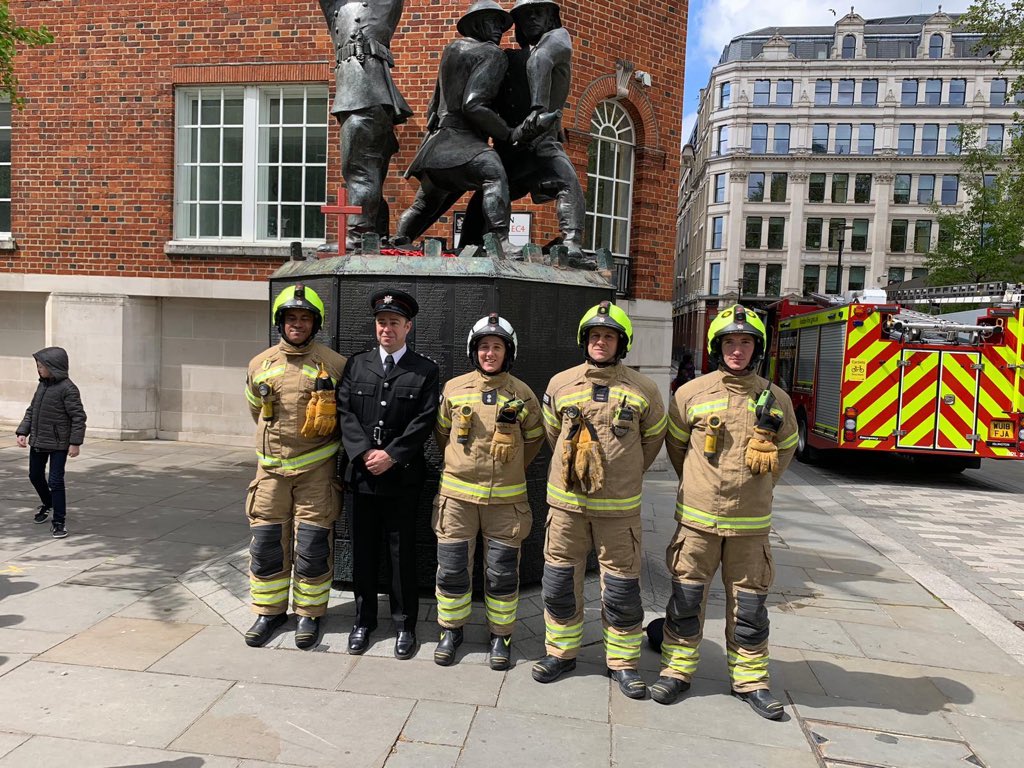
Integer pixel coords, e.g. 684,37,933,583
796,413,819,464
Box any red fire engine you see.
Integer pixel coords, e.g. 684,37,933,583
766,282,1024,471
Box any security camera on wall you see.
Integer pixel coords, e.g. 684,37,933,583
634,70,652,87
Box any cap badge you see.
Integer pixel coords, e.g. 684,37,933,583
383,295,393,305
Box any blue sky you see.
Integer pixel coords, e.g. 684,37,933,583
681,1,972,143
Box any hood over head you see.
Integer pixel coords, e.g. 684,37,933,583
33,347,70,381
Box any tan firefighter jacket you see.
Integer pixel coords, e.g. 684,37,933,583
245,340,348,476
542,361,667,517
434,370,545,504
667,368,798,536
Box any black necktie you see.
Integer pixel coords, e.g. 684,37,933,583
383,354,394,377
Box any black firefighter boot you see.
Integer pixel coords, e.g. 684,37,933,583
244,613,287,648
650,676,691,705
294,616,322,650
434,627,463,666
532,654,576,683
608,668,647,699
489,634,513,671
733,688,786,721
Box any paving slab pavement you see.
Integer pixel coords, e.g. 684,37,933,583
1,430,1023,766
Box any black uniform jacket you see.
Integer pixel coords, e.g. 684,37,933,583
337,346,440,496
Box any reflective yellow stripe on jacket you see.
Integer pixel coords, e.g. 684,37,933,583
547,483,643,512
257,441,340,471
675,502,772,532
440,474,527,501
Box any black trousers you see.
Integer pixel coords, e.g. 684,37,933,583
29,448,68,524
351,491,419,633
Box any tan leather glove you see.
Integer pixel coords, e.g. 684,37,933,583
314,394,337,436
300,391,320,438
745,427,778,475
561,419,582,487
573,421,605,494
490,421,519,463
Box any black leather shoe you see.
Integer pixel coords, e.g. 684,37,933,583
433,628,463,666
608,668,647,699
244,613,287,648
488,634,512,671
531,655,576,684
650,676,690,705
294,616,322,650
733,688,785,721
395,630,418,660
347,626,373,655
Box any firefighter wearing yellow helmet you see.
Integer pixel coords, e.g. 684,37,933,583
648,304,797,720
431,313,546,671
242,283,348,650
534,301,667,699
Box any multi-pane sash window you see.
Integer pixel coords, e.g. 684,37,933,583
848,266,866,291
709,262,721,294
912,266,928,280
929,33,944,59
901,79,918,106
835,124,852,155
750,123,768,153
918,174,935,204
767,217,785,249
765,264,782,296
941,175,959,205
925,79,942,106
838,79,855,105
585,100,634,258
815,79,832,106
770,173,787,202
890,220,909,252
0,99,9,234
175,85,329,241
748,172,765,202
720,82,731,109
714,173,726,203
851,219,868,251
887,266,905,284
745,217,763,248
949,79,966,106
828,217,847,250
858,124,875,154
862,79,878,106
987,124,1004,152
922,124,939,156
753,80,770,106
990,78,1006,106
832,174,849,204
914,220,933,253
812,124,829,153
945,124,961,155
898,124,915,155
854,174,871,203
809,173,826,203
717,126,730,154
742,263,760,295
803,265,820,294
842,35,856,59
825,265,840,293
711,216,724,249
806,218,823,249
894,174,911,204
776,80,793,106
773,124,791,154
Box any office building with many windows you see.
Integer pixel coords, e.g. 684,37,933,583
672,10,1018,368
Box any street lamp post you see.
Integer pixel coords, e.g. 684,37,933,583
833,223,855,293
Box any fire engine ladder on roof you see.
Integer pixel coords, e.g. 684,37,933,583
888,282,1024,306
884,309,995,345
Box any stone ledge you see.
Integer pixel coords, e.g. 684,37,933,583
0,238,16,251
164,240,319,259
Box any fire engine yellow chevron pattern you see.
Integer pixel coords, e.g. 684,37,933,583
897,351,940,449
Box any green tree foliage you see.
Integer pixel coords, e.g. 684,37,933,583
961,0,1024,96
926,124,1024,283
0,0,53,108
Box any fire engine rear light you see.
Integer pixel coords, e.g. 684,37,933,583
843,407,857,442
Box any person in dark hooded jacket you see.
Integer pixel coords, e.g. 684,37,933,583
15,347,87,538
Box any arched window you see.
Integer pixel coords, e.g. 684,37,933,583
585,100,635,260
841,34,856,59
929,33,944,59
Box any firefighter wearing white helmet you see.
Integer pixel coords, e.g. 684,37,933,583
432,313,545,671
242,283,348,651
647,304,797,720
535,301,667,699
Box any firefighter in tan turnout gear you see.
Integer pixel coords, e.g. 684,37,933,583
432,314,545,670
649,304,797,719
534,301,667,699
243,284,347,650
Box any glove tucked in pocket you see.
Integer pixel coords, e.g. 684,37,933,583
300,391,320,438
573,420,605,494
745,427,778,475
490,421,519,463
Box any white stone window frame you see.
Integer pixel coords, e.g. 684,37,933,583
585,99,635,260
173,84,330,245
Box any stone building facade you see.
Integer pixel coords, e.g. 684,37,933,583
673,11,1018,369
1,0,685,442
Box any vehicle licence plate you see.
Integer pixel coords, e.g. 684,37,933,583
990,420,1014,440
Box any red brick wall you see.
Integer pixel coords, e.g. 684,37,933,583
6,0,684,301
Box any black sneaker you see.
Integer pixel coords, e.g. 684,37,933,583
34,506,50,524
51,521,68,539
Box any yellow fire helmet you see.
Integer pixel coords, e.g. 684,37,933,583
578,300,633,363
706,304,766,371
272,283,326,340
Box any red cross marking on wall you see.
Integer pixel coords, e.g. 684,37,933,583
321,186,363,253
